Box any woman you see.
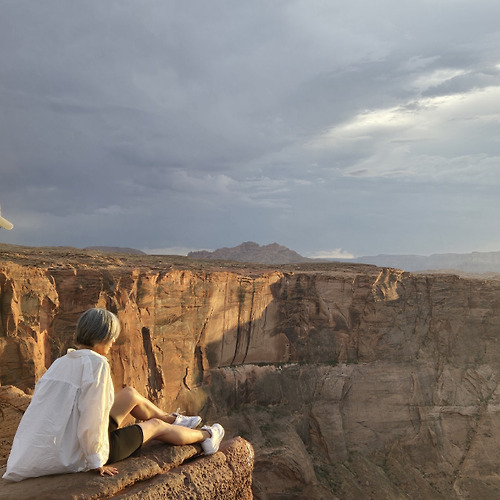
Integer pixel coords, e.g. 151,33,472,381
3,308,224,481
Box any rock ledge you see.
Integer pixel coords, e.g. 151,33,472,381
0,437,253,500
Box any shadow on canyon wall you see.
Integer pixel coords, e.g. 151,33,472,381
203,268,500,500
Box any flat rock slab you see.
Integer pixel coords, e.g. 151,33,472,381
112,437,255,499
0,437,253,500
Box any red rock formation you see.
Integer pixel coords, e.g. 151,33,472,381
2,245,500,498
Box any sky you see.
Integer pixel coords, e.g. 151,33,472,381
1,0,500,259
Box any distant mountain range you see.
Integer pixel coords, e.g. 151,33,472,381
187,241,500,274
81,242,500,274
188,241,317,265
348,251,500,274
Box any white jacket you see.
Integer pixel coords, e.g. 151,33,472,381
3,349,115,481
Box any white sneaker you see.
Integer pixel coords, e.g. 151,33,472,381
201,423,225,454
173,413,202,429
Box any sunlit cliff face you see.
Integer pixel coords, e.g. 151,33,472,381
3,248,500,498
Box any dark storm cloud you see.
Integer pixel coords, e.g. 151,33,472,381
1,0,500,256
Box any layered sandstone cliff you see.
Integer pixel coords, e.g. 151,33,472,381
1,244,500,498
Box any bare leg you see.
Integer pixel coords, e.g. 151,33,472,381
110,387,177,426
138,418,210,445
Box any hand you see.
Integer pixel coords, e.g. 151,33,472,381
96,465,119,477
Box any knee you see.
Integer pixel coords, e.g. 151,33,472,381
120,386,140,402
149,417,169,430
141,418,170,440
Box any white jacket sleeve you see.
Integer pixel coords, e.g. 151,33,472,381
77,359,113,470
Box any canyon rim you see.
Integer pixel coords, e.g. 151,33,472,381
1,244,500,499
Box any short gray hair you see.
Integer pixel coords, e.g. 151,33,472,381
75,308,121,346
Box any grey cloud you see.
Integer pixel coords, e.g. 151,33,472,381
421,66,500,98
1,0,500,256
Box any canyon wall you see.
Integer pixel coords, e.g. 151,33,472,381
1,246,500,498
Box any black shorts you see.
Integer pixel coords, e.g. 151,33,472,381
106,416,144,464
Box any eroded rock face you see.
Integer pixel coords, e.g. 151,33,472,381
2,246,500,498
0,385,31,467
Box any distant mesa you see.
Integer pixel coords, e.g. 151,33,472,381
351,251,500,274
188,241,318,265
84,246,146,255
187,241,500,274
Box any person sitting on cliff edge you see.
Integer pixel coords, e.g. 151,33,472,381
3,307,224,482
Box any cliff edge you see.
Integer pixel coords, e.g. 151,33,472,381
0,430,253,499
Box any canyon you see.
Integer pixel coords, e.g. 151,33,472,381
1,244,500,499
